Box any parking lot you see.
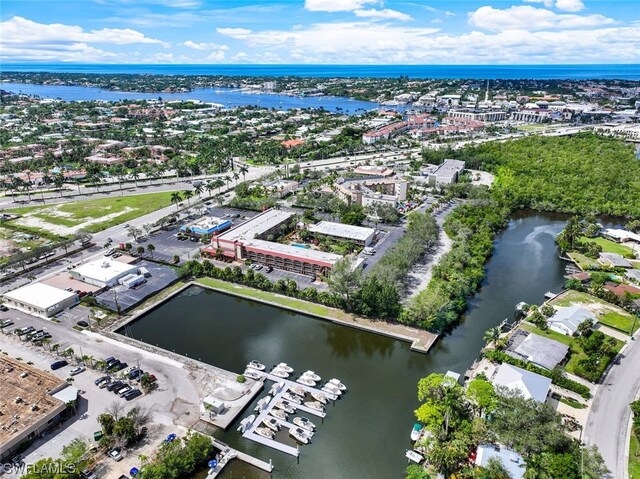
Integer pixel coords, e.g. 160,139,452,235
143,228,201,263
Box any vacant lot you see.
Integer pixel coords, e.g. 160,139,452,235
7,192,174,237
551,290,636,333
579,236,636,257
0,227,52,264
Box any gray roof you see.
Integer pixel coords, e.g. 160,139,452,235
548,306,598,334
507,331,569,370
625,269,640,283
599,252,633,268
431,159,465,179
492,363,551,402
308,221,375,242
476,444,526,479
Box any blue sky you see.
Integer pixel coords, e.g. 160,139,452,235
1,0,639,64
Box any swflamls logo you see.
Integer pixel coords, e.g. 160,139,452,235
1,461,78,475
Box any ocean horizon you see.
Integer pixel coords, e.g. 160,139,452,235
2,63,640,80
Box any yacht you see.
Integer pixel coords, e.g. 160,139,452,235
297,376,316,387
283,391,302,404
411,423,423,441
304,400,324,413
243,369,261,381
237,414,256,433
262,417,280,432
254,395,272,412
301,370,321,382
247,360,265,371
269,408,288,420
405,450,424,464
275,401,295,414
271,368,290,378
311,392,329,405
290,427,311,444
255,427,275,439
322,383,342,396
276,362,294,373
269,381,286,395
328,378,347,391
293,416,316,432
289,385,306,397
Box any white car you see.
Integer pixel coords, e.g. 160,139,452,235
69,366,85,376
108,448,123,462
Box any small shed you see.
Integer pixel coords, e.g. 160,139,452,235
203,396,225,414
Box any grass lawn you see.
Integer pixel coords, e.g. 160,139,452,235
551,290,636,333
567,252,600,270
631,435,640,479
580,236,636,257
7,192,174,235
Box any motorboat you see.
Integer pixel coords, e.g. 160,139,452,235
328,378,347,391
283,392,302,404
276,362,294,373
237,414,256,433
271,368,290,378
269,408,288,421
411,423,423,442
247,360,265,371
262,417,280,432
289,386,306,397
275,401,295,414
293,416,316,432
254,395,272,412
322,383,342,396
269,381,286,395
297,376,316,387
243,369,261,381
289,427,311,444
304,401,324,413
405,450,424,464
255,427,275,439
301,370,321,382
311,392,329,405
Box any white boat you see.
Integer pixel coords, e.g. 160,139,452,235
247,360,265,371
254,395,272,412
311,392,329,405
410,423,423,441
276,362,294,373
328,378,347,391
293,416,316,432
405,449,424,464
269,381,286,395
255,427,275,439
262,417,280,432
289,386,306,397
237,414,256,433
322,383,342,396
269,408,288,420
304,401,324,413
271,368,290,378
244,369,261,380
289,427,311,444
275,401,295,414
302,370,321,382
297,376,316,387
283,392,302,404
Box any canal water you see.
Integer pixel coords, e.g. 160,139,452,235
0,82,378,114
120,212,567,478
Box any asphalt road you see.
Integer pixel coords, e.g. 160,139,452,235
584,338,640,479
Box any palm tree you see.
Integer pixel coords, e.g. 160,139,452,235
170,192,182,211
233,172,240,186
205,181,216,198
130,168,140,188
224,175,232,190
239,165,249,182
483,327,501,347
183,189,194,205
194,183,203,197
147,243,155,259
136,245,145,256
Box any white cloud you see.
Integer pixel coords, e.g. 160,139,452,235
304,0,378,13
523,0,553,7
216,27,252,37
469,6,615,31
353,8,412,21
182,40,228,51
423,6,455,17
555,0,585,12
205,50,226,62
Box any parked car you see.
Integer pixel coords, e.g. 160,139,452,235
117,385,133,396
111,361,128,372
108,448,123,462
94,375,110,386
265,266,273,273
128,368,143,380
99,379,113,389
81,469,97,479
1,319,14,328
69,366,85,376
124,389,142,401
77,320,89,328
16,326,35,336
50,360,68,370
164,433,177,444
106,380,124,392
0,305,8,311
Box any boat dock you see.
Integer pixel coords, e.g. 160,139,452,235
206,437,274,478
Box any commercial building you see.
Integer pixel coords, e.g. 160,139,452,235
180,216,233,237
308,221,375,246
263,179,300,197
70,258,139,288
3,283,78,318
0,357,76,461
334,177,407,207
449,110,507,122
353,166,395,177
428,159,466,185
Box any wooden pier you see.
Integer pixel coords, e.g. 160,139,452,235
207,437,274,478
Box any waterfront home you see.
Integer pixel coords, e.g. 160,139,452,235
505,330,569,370
624,269,640,285
491,364,551,403
603,281,640,299
547,306,598,336
602,228,640,244
598,252,633,269
474,444,526,479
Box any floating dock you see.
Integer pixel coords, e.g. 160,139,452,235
207,437,274,478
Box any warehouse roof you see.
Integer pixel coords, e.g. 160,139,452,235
308,221,375,242
218,209,294,242
3,283,76,310
71,258,138,283
431,159,465,178
243,239,342,265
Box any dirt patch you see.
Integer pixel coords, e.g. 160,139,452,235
14,205,135,236
0,238,15,256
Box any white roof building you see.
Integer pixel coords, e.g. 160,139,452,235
3,283,78,318
475,444,526,479
308,221,375,246
547,306,598,335
70,258,139,288
491,363,551,403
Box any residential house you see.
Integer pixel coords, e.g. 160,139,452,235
598,252,633,269
491,363,551,403
475,444,526,479
547,306,598,336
